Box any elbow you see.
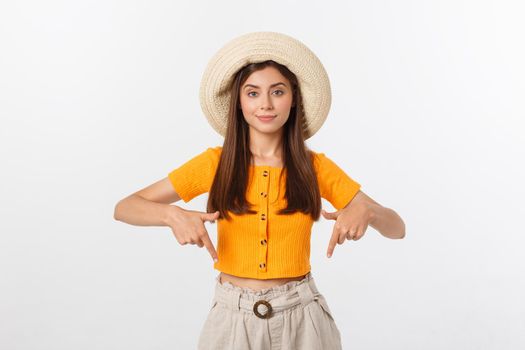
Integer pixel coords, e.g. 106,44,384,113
397,220,406,239
113,200,123,221
387,230,405,239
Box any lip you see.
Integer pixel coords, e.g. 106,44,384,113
256,115,277,122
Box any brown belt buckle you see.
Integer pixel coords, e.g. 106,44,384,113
253,300,273,319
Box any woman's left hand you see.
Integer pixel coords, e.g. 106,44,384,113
322,201,374,258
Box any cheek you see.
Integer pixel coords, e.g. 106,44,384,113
278,95,293,107
239,98,256,113
276,98,293,113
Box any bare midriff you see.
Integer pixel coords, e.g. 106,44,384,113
219,272,307,291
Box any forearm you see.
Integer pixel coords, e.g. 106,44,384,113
368,203,405,239
114,194,177,227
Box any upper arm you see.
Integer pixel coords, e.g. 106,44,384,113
313,152,362,210
119,147,220,205
131,177,182,204
165,147,220,203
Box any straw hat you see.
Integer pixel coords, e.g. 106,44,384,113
199,31,331,140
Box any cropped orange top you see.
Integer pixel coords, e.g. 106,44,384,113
168,146,361,279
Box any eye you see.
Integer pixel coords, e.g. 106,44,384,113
247,90,284,97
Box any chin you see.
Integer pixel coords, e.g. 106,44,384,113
250,126,282,135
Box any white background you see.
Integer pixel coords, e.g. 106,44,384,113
1,0,524,349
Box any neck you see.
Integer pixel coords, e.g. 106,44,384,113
248,128,284,158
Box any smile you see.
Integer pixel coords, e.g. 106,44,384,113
257,115,277,122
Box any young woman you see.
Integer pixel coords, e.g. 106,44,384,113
114,32,405,350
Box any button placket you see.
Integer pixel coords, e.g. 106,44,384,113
258,168,270,274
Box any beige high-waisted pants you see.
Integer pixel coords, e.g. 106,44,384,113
197,272,343,350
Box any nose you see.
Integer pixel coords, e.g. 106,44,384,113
260,93,274,110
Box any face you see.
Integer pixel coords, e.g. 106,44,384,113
239,66,294,137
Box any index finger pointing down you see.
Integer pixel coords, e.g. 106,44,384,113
327,224,340,258
200,231,218,263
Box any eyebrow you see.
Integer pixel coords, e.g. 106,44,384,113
243,82,287,90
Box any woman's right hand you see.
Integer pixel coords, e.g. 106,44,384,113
165,206,220,263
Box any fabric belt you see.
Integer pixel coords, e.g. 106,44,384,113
213,273,321,319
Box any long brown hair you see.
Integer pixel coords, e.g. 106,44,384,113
207,60,321,221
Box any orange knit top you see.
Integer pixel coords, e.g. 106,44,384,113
168,146,361,279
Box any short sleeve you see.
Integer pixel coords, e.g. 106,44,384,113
313,152,362,210
167,147,219,203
